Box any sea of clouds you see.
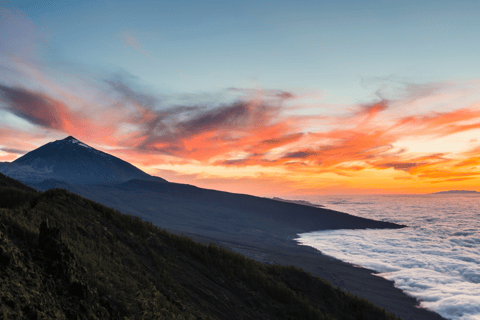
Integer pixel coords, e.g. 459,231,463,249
296,194,480,320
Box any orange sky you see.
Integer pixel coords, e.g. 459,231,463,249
1,61,480,196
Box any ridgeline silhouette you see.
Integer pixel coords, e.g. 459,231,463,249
0,173,400,319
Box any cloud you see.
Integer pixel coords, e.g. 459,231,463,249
0,84,96,135
377,162,420,171
5,74,480,193
0,84,70,128
0,147,27,154
0,126,60,160
228,87,296,99
220,158,250,165
261,132,304,145
105,78,158,109
282,150,316,159
181,102,251,135
0,84,116,141
99,79,299,162
121,32,161,65
297,206,480,320
394,107,480,138
356,100,389,116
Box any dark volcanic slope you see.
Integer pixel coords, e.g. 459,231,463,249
118,179,404,232
0,136,167,184
0,171,401,319
30,178,404,246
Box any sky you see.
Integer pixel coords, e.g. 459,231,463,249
1,0,480,196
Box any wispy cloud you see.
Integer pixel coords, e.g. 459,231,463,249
0,147,28,154
0,84,76,129
122,32,161,65
0,84,115,140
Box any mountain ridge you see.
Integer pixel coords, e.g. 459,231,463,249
0,136,167,184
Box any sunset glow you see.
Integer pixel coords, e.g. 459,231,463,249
1,2,480,196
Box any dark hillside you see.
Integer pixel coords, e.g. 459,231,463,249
0,172,38,192
0,173,38,208
0,174,400,319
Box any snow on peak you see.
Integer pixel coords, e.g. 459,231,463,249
77,142,91,149
62,136,91,149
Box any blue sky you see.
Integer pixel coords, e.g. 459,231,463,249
7,0,480,104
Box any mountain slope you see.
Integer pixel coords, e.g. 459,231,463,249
0,173,400,320
0,136,167,184
116,179,404,232
29,178,405,252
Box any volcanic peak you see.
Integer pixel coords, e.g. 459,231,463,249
1,136,167,184
63,135,78,141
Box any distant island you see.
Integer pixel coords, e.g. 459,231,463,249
431,190,480,195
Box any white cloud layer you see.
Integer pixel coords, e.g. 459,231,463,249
297,194,480,320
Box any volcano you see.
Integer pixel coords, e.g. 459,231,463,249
0,136,167,184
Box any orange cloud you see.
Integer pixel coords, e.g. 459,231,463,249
2,71,480,195
0,127,56,161
0,84,117,141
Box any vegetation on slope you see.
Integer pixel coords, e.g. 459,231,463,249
0,173,400,319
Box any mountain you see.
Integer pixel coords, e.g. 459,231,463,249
431,190,480,195
0,173,401,319
272,197,325,208
0,139,444,319
3,136,405,238
0,136,167,184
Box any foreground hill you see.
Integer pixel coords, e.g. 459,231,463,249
0,136,167,184
0,173,399,319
